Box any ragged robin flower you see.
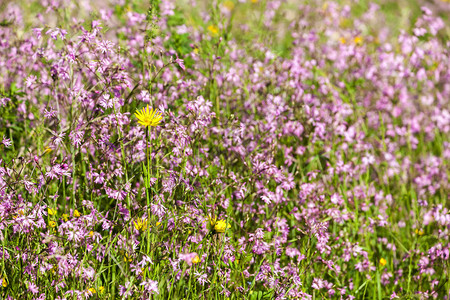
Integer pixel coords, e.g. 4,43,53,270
135,105,163,127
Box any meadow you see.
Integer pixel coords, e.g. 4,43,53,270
0,0,449,299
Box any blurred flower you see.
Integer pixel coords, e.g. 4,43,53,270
48,221,57,228
135,105,163,127
380,258,387,266
1,136,12,148
2,277,7,287
179,252,199,266
192,255,201,264
354,36,363,45
415,229,425,236
48,208,57,216
207,25,219,36
73,210,81,218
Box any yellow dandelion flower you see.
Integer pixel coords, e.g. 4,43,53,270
73,210,81,218
192,255,201,264
415,229,424,236
49,221,57,228
207,25,219,36
134,105,163,128
214,219,231,233
207,215,230,233
379,258,387,266
48,208,57,216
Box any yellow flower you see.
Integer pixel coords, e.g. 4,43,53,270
207,25,219,36
62,213,69,222
192,255,201,264
415,229,424,236
251,0,259,3
73,210,81,218
44,147,52,154
135,105,163,128
379,258,387,266
223,0,235,11
133,218,148,231
214,219,230,233
88,231,94,237
156,221,161,227
339,37,346,44
88,287,96,294
207,215,230,233
48,208,57,216
99,286,105,294
1,277,7,287
124,253,132,262
49,221,57,228
354,36,363,45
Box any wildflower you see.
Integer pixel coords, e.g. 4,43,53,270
133,218,148,231
223,0,235,11
156,221,161,227
88,287,96,294
380,258,387,266
73,210,81,217
134,105,163,127
2,277,7,287
88,231,94,237
98,286,105,294
48,208,57,216
339,37,346,44
192,255,201,264
415,229,424,236
140,279,159,295
49,221,57,228
214,219,231,233
124,253,132,262
62,214,69,222
208,215,231,233
207,25,219,36
174,54,185,71
354,36,363,45
1,136,12,148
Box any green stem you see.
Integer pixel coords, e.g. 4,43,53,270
145,127,151,254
